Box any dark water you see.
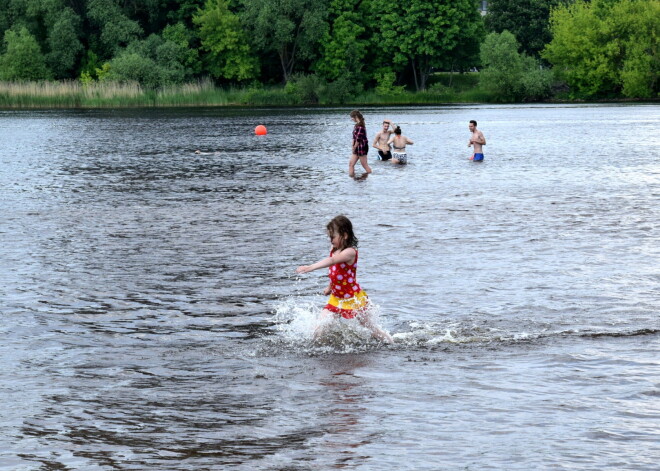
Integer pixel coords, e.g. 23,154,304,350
1,104,658,470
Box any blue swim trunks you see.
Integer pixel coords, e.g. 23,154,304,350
472,153,484,161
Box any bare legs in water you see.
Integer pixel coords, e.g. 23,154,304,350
313,308,394,344
348,154,372,178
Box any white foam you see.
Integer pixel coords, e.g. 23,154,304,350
271,297,393,352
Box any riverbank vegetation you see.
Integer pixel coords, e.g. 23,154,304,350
0,0,657,108
0,73,490,108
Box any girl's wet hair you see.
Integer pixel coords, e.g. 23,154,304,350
327,215,358,249
350,110,365,128
394,125,402,135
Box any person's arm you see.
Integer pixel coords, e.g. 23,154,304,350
296,248,356,274
387,136,394,146
323,280,332,295
471,132,485,145
406,137,414,145
372,132,381,149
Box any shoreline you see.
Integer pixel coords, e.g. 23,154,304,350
1,100,656,110
0,80,656,110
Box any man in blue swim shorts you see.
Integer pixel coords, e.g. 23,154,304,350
468,120,486,161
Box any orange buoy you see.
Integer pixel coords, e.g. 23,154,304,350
255,125,267,135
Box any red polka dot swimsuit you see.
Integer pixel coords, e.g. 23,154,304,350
324,249,368,319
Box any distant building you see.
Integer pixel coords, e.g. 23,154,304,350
479,1,488,16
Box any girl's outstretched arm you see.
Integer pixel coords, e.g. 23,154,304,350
296,248,356,274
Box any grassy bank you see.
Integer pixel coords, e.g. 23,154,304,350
0,74,498,108
0,80,261,108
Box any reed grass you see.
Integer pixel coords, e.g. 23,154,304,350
0,80,303,107
0,77,498,109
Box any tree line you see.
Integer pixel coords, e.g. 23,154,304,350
0,0,657,101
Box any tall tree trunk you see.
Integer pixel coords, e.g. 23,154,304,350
420,69,428,91
448,60,455,88
419,56,432,91
411,56,420,91
279,50,288,83
279,47,296,83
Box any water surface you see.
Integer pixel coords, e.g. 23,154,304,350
1,104,658,470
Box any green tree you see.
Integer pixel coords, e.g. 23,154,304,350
103,52,162,87
239,0,329,82
163,22,201,74
315,0,368,82
485,0,563,58
543,0,659,98
440,3,484,74
480,30,552,101
121,0,171,35
167,0,206,27
0,1,9,36
378,0,483,91
0,0,84,78
103,33,194,87
45,8,84,78
193,0,258,81
0,26,52,80
87,0,143,58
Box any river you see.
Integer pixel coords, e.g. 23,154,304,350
1,104,658,470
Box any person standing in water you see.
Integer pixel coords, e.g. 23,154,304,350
372,119,396,160
296,215,394,344
468,120,486,161
349,110,372,177
387,126,414,165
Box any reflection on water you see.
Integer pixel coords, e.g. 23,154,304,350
1,104,659,470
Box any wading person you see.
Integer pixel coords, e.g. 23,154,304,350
296,215,394,344
349,110,372,177
468,119,486,161
372,119,396,160
387,126,414,165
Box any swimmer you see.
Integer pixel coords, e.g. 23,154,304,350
296,215,394,344
372,119,396,160
387,126,414,164
468,120,486,161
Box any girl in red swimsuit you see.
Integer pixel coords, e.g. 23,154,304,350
296,215,393,343
348,110,372,178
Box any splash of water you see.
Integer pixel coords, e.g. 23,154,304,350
270,297,394,354
392,321,540,347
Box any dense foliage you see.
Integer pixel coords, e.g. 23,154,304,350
479,31,553,101
4,0,482,90
485,0,564,58
0,0,657,101
543,0,659,98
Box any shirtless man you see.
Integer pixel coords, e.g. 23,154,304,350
372,119,395,160
468,119,486,161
